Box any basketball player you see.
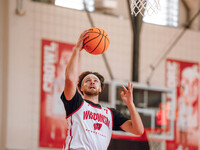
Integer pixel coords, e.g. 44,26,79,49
60,31,144,150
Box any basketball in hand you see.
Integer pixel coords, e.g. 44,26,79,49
83,27,110,55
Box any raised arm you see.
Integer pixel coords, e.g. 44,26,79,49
120,81,144,135
64,31,88,100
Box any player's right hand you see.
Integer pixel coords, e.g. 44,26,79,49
75,30,89,51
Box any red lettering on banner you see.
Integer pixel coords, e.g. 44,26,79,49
42,42,58,92
166,61,180,88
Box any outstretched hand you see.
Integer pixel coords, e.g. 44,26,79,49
120,82,144,135
120,81,134,106
75,30,89,50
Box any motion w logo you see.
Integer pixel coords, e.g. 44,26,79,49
93,123,102,130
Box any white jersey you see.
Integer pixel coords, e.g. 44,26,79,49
61,90,128,150
64,100,113,150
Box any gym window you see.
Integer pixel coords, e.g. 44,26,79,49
55,0,95,12
143,0,179,27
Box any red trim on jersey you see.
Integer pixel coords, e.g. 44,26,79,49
84,100,102,109
68,117,73,149
65,100,85,119
63,135,67,149
107,107,113,129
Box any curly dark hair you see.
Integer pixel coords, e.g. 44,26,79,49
77,71,105,94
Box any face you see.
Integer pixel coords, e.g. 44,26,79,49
81,74,102,96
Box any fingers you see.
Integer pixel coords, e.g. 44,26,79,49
130,81,133,91
79,30,88,42
83,34,89,42
82,30,89,39
121,85,127,93
80,30,88,37
76,30,89,50
121,81,133,92
120,91,124,97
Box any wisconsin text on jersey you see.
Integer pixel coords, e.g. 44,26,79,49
83,110,110,128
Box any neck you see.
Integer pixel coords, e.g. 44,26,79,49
84,95,99,104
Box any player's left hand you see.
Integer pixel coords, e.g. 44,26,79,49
120,81,134,106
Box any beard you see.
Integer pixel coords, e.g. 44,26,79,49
84,89,100,96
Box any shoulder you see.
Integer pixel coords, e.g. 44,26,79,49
109,108,122,117
108,107,129,131
60,89,84,116
61,89,83,102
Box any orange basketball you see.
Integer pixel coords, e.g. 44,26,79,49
83,27,110,55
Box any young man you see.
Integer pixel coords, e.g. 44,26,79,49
60,31,144,150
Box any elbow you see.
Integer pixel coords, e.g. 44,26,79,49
132,126,144,136
138,125,145,136
137,127,144,136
